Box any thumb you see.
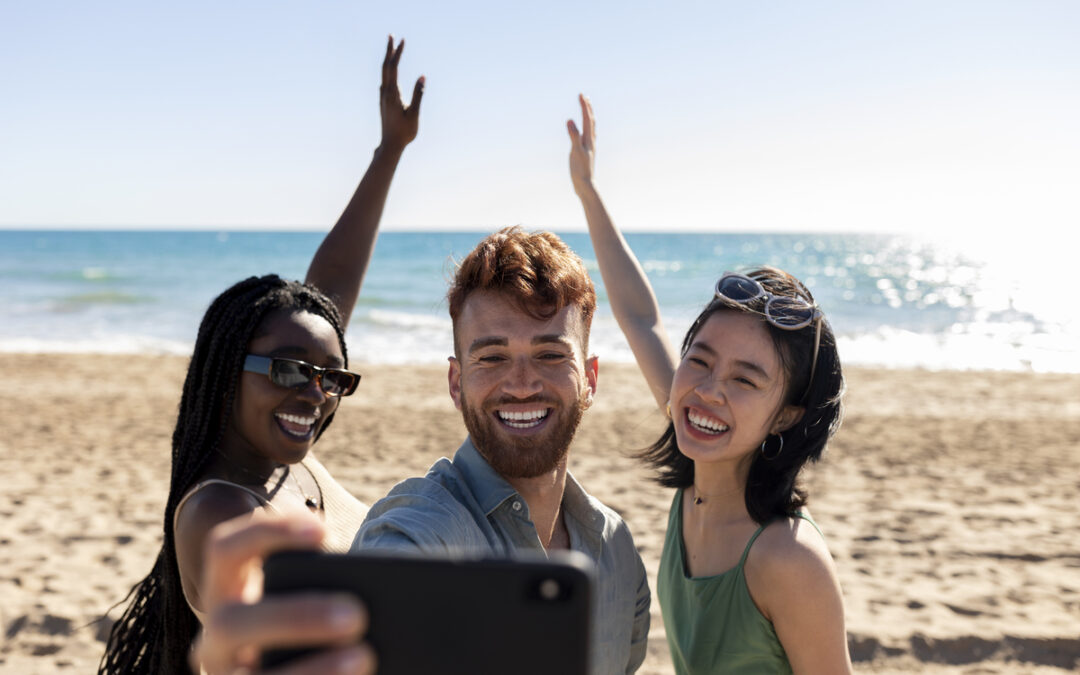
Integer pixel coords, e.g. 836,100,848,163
407,75,425,118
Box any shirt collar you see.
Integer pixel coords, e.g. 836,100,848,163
452,437,520,516
453,437,606,538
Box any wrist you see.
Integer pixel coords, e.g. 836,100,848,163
373,143,406,163
573,179,600,202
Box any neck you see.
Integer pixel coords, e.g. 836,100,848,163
505,458,570,550
689,458,749,518
215,446,282,483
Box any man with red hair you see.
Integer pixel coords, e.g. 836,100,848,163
195,227,650,675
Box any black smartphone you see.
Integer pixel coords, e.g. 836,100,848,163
261,550,594,675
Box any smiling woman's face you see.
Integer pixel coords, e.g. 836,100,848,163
669,310,795,470
220,309,345,467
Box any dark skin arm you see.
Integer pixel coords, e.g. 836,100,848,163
305,35,424,329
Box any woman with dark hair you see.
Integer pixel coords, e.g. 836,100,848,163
567,96,852,673
98,37,423,675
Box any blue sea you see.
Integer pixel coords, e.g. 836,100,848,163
1,230,1075,372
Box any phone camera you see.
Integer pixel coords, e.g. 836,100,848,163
538,578,561,601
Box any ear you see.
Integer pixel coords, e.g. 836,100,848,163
583,354,598,406
447,356,463,411
772,404,804,435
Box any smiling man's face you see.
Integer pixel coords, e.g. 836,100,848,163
448,290,597,479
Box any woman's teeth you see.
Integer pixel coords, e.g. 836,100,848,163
276,412,316,437
688,410,729,435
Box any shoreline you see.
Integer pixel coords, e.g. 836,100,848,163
2,354,1078,673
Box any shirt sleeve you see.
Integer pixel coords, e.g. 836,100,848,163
351,477,484,554
627,551,651,674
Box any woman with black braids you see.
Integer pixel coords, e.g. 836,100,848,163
98,36,423,675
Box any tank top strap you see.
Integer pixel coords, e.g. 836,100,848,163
793,511,825,538
736,523,770,569
173,479,278,531
737,512,825,570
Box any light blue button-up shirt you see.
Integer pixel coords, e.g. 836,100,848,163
353,437,651,674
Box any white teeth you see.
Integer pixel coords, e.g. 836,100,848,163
688,410,729,434
276,413,316,426
498,409,549,428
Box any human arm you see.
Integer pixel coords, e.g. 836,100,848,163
191,512,374,675
746,520,853,674
305,35,424,329
352,477,489,554
174,484,266,616
567,95,677,409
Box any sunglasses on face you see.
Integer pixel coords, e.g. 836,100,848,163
243,354,361,398
714,273,823,403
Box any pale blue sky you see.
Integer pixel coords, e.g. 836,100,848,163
1,1,1077,233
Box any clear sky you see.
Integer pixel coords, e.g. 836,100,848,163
1,1,1077,233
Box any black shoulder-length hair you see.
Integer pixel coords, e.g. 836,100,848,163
98,274,348,675
639,266,844,524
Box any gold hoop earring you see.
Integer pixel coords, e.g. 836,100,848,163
665,402,672,420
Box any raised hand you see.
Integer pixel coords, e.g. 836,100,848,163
380,35,424,153
566,93,596,197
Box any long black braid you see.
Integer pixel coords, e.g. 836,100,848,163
98,274,348,674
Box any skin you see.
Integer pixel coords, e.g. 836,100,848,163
192,294,600,673
448,290,598,549
175,309,346,617
182,35,422,673
569,96,853,673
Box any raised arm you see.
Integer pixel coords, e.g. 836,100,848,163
305,36,424,329
567,95,677,409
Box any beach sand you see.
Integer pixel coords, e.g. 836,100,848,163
1,354,1078,674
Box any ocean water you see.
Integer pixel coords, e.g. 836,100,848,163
1,230,1075,372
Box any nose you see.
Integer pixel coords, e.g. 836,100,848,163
501,356,543,399
694,375,727,404
295,374,330,404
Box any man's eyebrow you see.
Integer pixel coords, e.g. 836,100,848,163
687,341,770,380
468,336,508,353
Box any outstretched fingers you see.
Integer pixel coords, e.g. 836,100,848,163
381,35,394,88
579,93,595,149
567,119,581,143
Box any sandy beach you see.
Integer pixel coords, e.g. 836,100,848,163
1,353,1077,674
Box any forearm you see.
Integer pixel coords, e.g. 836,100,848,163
576,183,677,408
305,144,405,328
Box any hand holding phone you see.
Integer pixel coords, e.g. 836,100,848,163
261,550,594,675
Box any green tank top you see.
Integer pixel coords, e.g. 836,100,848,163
657,489,821,674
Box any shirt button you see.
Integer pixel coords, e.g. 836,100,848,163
512,501,522,511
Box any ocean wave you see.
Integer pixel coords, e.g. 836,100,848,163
46,267,130,283
52,291,152,310
0,335,192,355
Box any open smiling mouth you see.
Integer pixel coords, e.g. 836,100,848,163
497,408,551,430
687,409,729,436
275,412,318,439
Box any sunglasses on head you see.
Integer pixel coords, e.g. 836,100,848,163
714,272,822,403
243,354,361,398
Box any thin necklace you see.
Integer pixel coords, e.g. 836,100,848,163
285,464,322,510
691,484,742,505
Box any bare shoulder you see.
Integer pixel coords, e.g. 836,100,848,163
744,512,841,617
174,483,264,611
175,481,264,541
753,512,833,568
